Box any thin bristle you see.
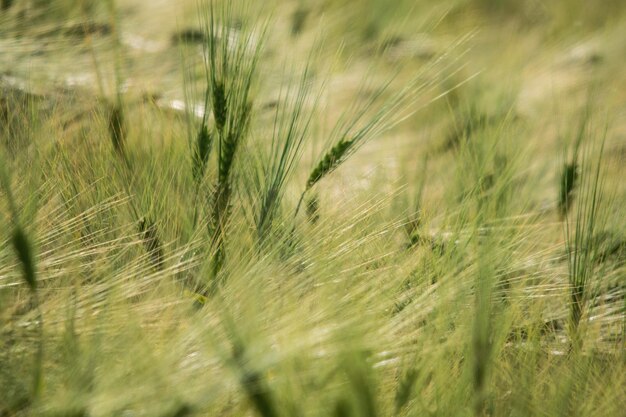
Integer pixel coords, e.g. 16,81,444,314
139,217,165,271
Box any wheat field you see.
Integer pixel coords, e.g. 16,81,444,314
0,1,624,416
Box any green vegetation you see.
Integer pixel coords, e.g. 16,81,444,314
1,1,624,416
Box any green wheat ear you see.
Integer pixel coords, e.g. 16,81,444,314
1,0,14,12
212,81,228,134
395,368,419,413
306,138,355,189
559,104,589,219
108,102,126,157
333,398,353,417
558,161,578,218
193,123,213,183
11,227,36,292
